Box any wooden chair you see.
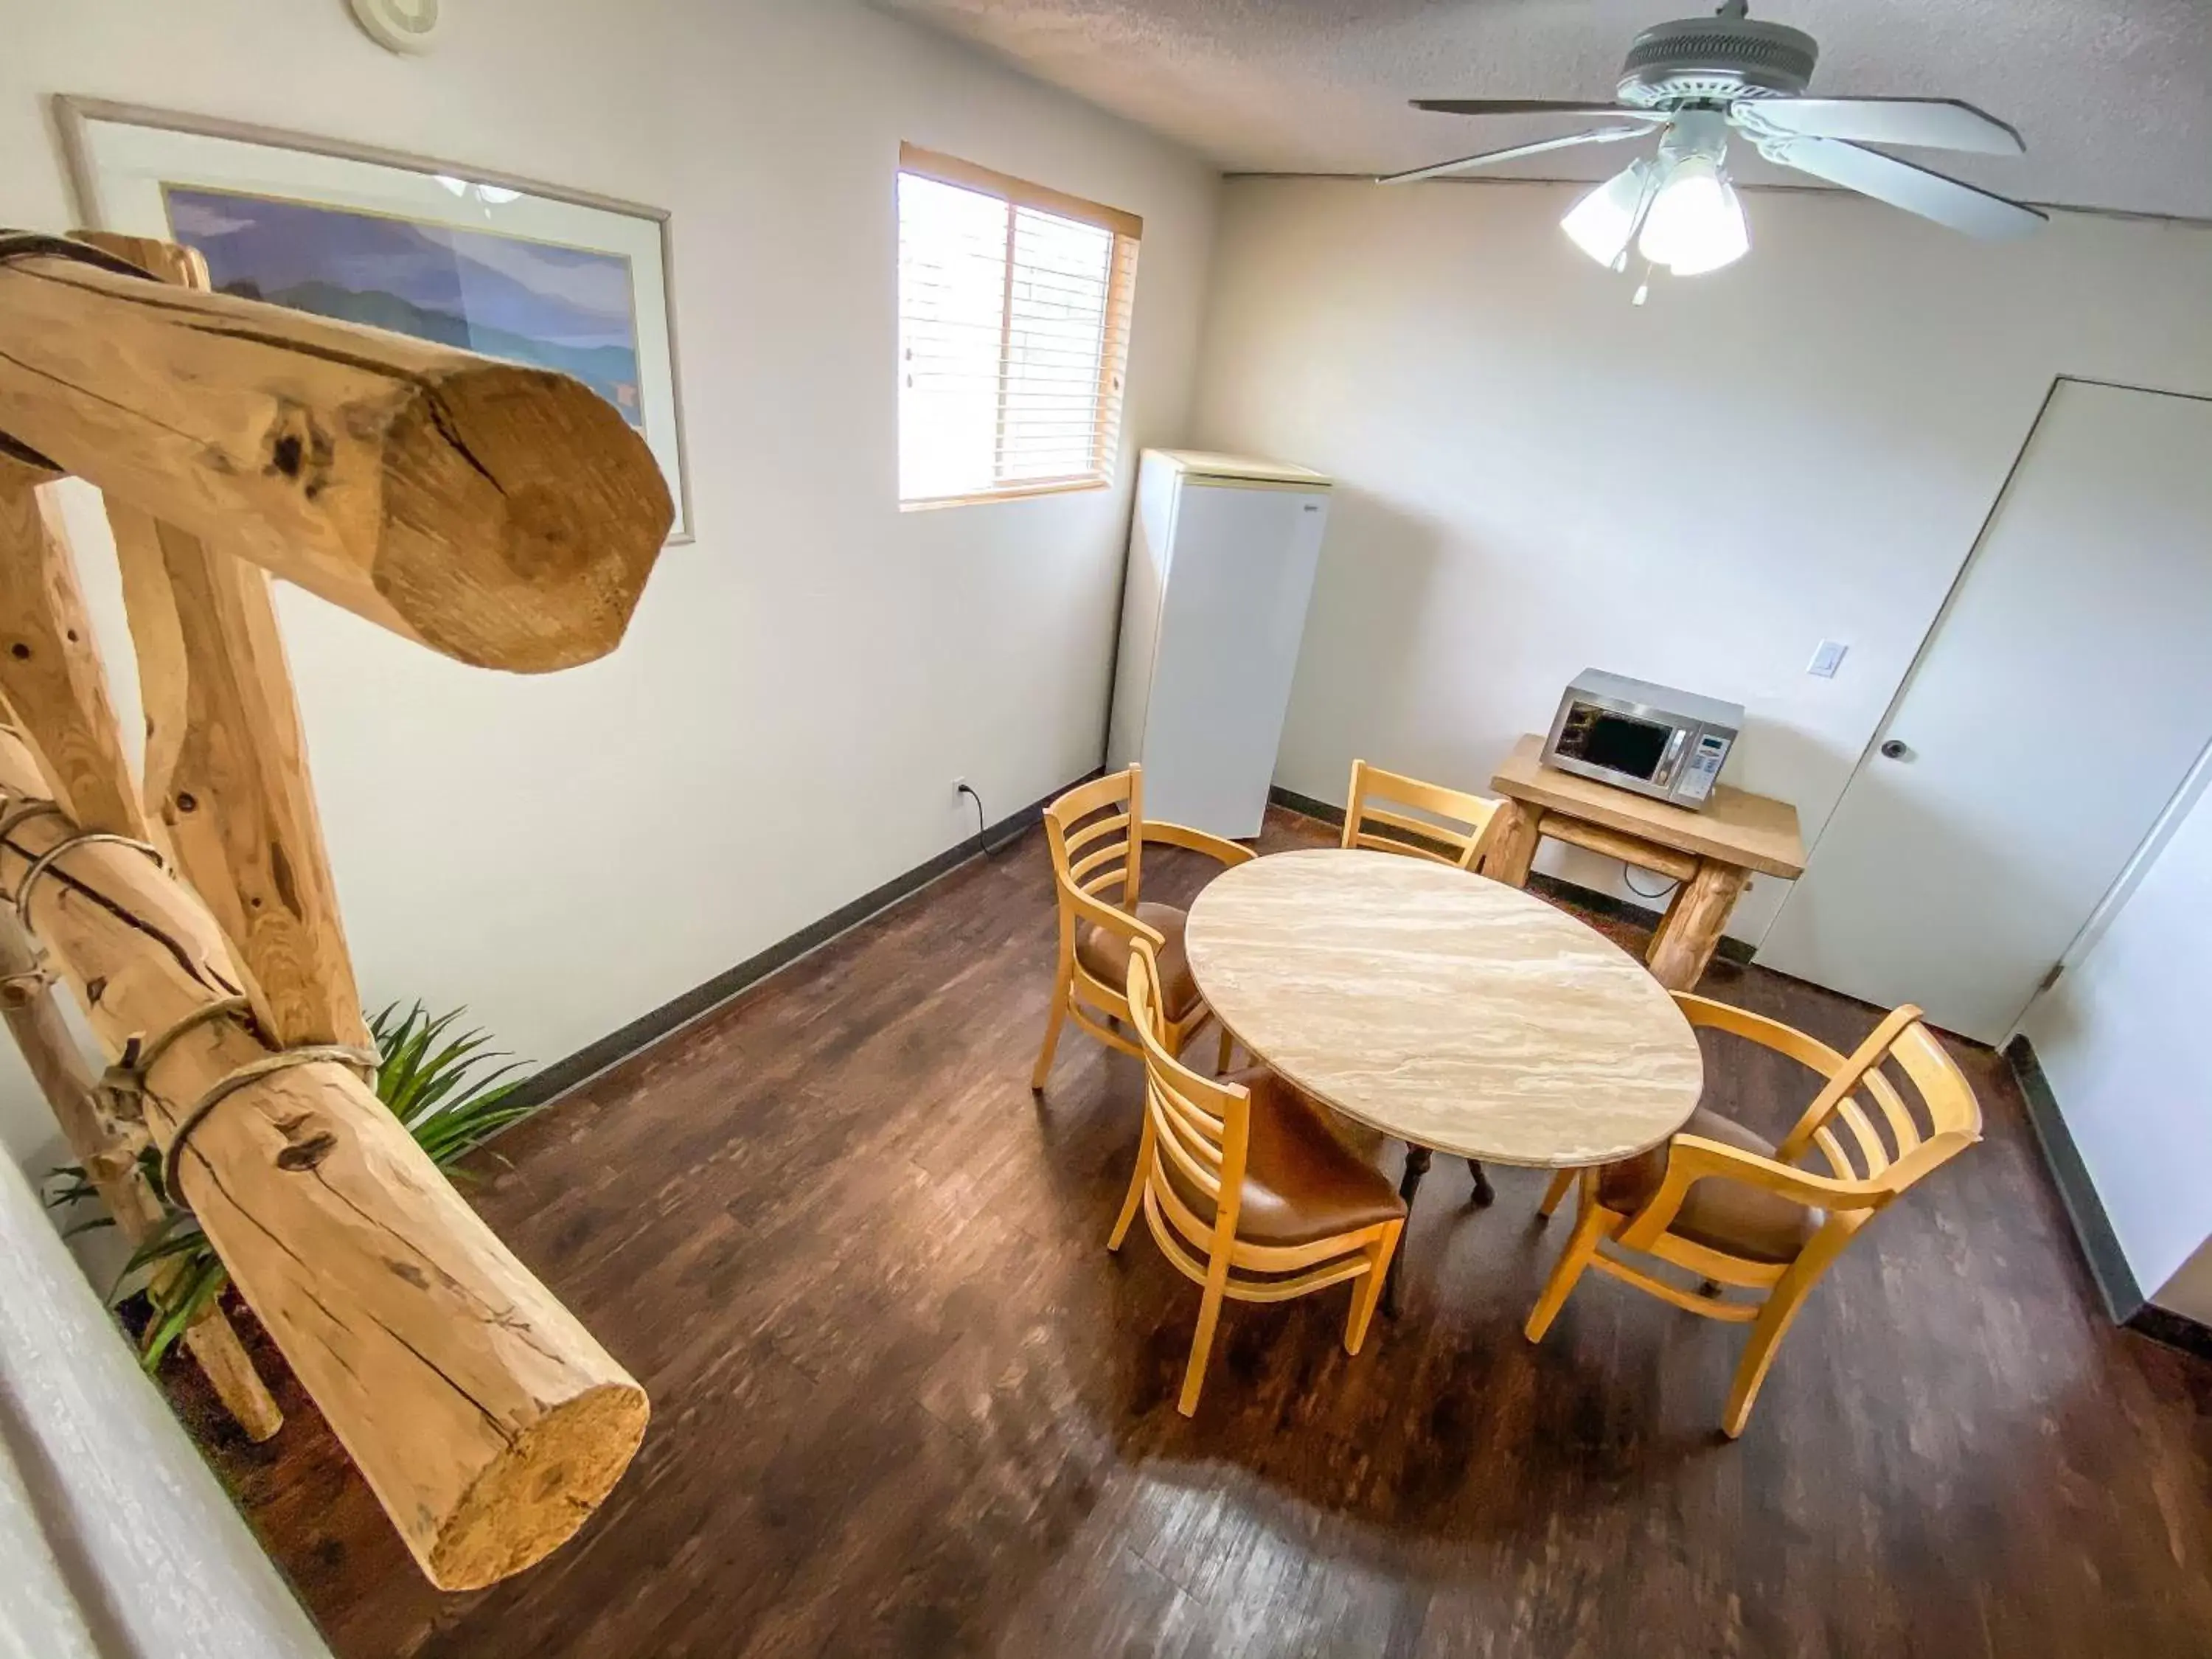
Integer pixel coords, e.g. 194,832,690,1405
1110,938,1408,1415
1032,766,1254,1091
1526,992,1983,1436
1341,757,1504,871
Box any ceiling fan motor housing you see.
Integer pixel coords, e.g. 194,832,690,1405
1616,15,1819,106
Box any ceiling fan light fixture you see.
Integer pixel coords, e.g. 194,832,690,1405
1561,160,1652,268
1638,155,1749,275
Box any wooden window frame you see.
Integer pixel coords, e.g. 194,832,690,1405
897,143,1142,512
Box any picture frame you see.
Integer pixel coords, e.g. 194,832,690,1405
55,96,693,543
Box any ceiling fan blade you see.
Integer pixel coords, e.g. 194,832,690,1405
1413,99,1665,120
1740,97,2024,155
1379,127,1652,186
1763,136,2047,238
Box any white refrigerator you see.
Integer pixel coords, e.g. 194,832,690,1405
1107,450,1331,839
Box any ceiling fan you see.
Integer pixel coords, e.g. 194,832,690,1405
1382,0,2044,290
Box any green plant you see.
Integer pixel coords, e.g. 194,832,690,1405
44,1002,534,1372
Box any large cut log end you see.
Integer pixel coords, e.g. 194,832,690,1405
0,251,675,674
428,1379,650,1590
379,364,674,674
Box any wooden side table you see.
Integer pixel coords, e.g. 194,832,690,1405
1478,734,1806,992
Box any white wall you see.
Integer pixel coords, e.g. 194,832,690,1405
0,0,1218,1172
2154,1237,2212,1326
1190,179,2212,939
2019,785,2212,1313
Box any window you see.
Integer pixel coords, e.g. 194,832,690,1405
897,144,1141,507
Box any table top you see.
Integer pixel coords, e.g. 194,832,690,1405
1184,849,1705,1167
1491,734,1806,878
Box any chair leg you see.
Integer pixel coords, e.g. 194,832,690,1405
1108,1121,1153,1253
1030,961,1074,1092
1344,1222,1401,1355
1722,1273,1818,1438
1178,1273,1229,1417
1214,1022,1234,1076
1536,1168,1576,1220
1524,1189,1609,1343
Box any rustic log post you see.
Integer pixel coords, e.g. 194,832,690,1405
77,234,366,1051
0,412,282,1439
0,905,282,1440
0,234,672,673
0,458,153,841
0,728,647,1587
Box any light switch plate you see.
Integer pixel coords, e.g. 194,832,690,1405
1807,639,1848,678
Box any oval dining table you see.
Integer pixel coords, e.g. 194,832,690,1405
1184,847,1705,1314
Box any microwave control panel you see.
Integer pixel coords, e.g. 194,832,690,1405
1676,732,1731,803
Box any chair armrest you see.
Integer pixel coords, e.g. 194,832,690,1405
1615,1133,1878,1253
1671,992,1851,1078
1053,871,1167,949
1141,821,1258,868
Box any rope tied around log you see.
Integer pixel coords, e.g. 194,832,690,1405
0,947,56,1007
162,1043,380,1212
88,995,381,1209
97,996,254,1128
15,828,167,925
94,997,379,1210
0,796,154,1057
0,782,378,1210
0,799,66,842
0,232,157,471
1,787,168,917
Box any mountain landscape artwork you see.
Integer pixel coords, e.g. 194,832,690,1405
164,184,646,428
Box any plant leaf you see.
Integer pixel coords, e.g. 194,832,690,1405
140,1257,229,1372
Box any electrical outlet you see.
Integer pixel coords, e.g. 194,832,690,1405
1806,639,1848,678
952,776,969,797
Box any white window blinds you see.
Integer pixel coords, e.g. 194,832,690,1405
897,145,1141,507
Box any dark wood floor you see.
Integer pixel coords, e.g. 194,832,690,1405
184,808,2212,1658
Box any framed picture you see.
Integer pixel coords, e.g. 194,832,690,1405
56,97,692,542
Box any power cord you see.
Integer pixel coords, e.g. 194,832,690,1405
1623,866,1679,902
958,782,1021,860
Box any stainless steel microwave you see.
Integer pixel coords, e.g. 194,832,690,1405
1540,671,1744,812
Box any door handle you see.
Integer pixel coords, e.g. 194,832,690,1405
1879,739,1910,760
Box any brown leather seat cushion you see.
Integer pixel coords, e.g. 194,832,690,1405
1077,900,1199,1021
1164,1067,1407,1248
1597,1107,1823,1266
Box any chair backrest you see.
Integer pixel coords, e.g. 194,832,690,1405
1771,1002,1984,1200
1044,766,1144,910
1127,938,1250,1251
1341,759,1502,872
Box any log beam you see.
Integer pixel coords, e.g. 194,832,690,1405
0,236,673,673
0,728,647,1587
0,905,282,1440
81,234,366,1050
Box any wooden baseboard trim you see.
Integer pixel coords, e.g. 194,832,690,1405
1266,785,1756,965
505,773,1093,1117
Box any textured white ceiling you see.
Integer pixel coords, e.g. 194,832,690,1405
876,1,2212,218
